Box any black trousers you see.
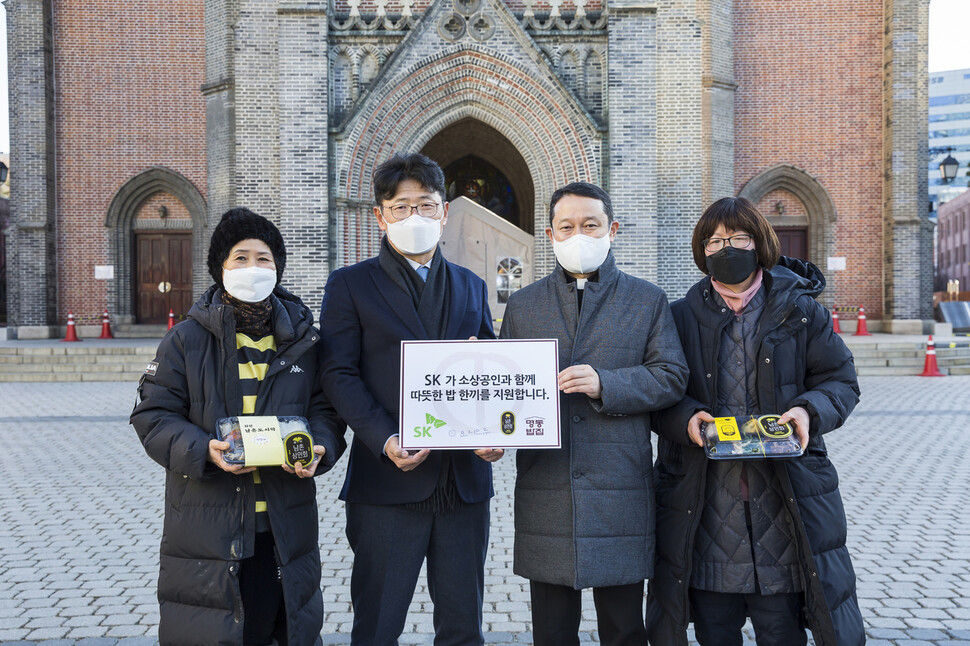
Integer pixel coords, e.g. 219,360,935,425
240,532,287,646
530,580,647,646
345,500,489,646
689,588,807,646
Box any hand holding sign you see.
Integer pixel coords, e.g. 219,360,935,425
473,448,505,462
384,435,430,471
558,364,602,399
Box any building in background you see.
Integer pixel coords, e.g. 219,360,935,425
938,189,970,291
929,68,970,218
4,0,933,338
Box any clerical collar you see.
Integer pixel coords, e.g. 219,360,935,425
566,271,599,290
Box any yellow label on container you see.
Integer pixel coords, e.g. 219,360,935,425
714,416,742,442
758,415,793,438
239,416,285,466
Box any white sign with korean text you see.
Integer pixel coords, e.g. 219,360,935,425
399,339,561,450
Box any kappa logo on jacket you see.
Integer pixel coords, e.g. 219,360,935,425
289,364,304,374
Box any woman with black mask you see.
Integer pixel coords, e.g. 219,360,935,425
646,197,865,646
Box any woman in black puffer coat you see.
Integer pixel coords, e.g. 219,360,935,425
647,197,864,646
131,208,345,646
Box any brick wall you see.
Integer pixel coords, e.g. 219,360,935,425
52,2,206,325
734,0,886,317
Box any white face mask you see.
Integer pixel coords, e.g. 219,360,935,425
384,214,443,255
552,232,611,275
222,266,277,303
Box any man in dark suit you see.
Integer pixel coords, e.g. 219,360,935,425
319,152,504,646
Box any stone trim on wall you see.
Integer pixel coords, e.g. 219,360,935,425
104,167,207,323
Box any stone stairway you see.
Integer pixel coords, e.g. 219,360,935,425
844,340,970,376
0,343,160,382
1,336,969,383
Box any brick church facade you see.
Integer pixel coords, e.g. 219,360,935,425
4,0,931,337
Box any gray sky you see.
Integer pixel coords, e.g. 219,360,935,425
0,2,968,155
929,0,970,73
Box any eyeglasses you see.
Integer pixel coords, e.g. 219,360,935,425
703,234,754,253
382,202,442,221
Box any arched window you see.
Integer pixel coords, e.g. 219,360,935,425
560,50,580,97
332,53,354,115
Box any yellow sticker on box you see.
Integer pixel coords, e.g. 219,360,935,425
714,416,742,442
239,416,285,466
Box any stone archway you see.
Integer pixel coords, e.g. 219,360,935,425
738,164,837,281
104,167,207,324
335,48,602,272
421,118,535,234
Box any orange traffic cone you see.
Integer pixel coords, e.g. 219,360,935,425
61,312,81,342
919,335,945,377
167,309,176,330
98,309,114,339
831,306,842,334
853,306,871,336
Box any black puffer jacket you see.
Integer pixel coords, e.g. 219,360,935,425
647,258,865,646
131,286,346,646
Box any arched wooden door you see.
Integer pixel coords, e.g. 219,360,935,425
775,227,809,261
134,232,193,323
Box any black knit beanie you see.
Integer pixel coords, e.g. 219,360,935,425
207,207,286,287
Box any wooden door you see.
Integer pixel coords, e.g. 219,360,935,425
135,233,193,324
775,227,808,261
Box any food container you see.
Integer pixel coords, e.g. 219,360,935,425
701,414,803,460
216,416,316,468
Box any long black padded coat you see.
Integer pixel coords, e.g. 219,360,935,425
131,285,346,646
646,257,865,646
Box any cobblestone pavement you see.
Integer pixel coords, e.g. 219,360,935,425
1,377,968,645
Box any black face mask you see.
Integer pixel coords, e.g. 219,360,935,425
706,247,759,285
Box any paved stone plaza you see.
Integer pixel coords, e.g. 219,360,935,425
1,376,969,645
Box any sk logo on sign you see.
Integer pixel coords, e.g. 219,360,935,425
414,413,447,438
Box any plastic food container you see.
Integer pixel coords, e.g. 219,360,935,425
701,415,803,460
216,416,316,468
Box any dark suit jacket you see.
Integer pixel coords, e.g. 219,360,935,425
319,250,496,505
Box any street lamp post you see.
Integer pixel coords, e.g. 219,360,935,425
939,148,959,184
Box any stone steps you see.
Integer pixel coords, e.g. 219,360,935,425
1,339,969,382
0,345,158,382
847,343,970,376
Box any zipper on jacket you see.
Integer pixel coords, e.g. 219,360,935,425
228,562,243,624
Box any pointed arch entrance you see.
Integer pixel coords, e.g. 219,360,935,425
105,167,207,324
738,164,837,275
334,48,602,271
421,118,535,234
